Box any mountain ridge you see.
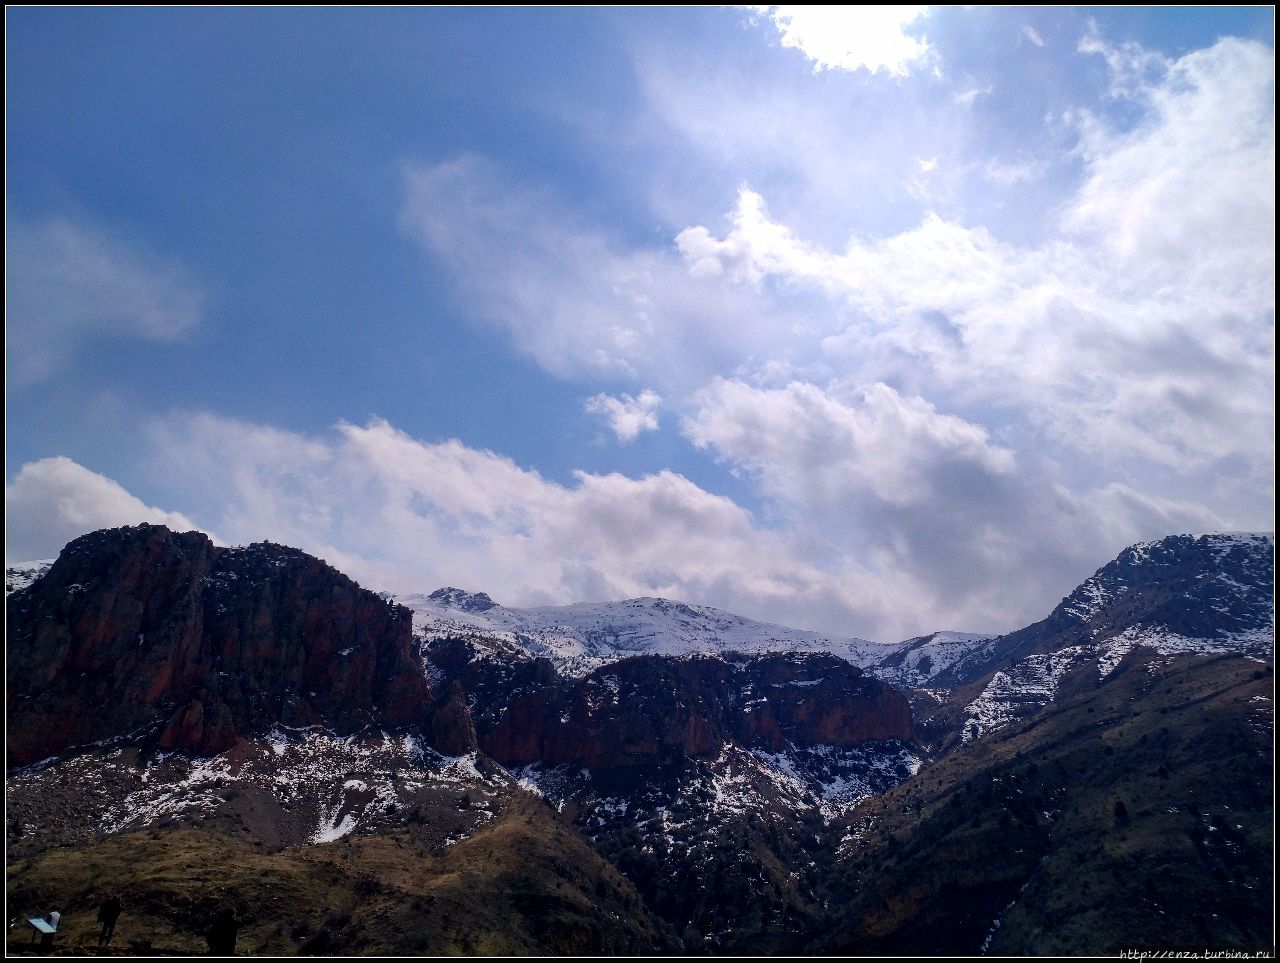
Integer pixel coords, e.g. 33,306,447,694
397,588,892,678
10,529,1272,694
5,525,1273,955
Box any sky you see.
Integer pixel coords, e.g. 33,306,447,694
5,7,1275,642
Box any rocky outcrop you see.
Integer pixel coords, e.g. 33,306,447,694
6,525,432,766
732,653,913,750
427,586,498,613
428,639,913,769
426,680,479,756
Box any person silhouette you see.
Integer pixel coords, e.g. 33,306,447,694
206,907,238,956
97,896,122,945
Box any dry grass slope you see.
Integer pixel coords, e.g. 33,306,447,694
6,794,675,956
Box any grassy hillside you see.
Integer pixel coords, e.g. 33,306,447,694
6,793,676,956
821,652,1274,955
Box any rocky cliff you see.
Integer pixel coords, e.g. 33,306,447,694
6,524,431,766
427,640,912,769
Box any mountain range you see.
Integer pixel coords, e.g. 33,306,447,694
4,525,1273,955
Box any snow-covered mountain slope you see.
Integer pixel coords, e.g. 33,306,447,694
934,531,1274,689
959,624,1274,747
960,646,1090,743
945,532,1275,744
873,631,996,688
7,725,677,955
7,727,510,852
401,587,892,677
1063,532,1274,657
822,652,1273,956
515,736,920,835
5,558,53,595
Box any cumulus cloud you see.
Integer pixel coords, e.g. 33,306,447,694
5,400,1239,641
1066,36,1274,286
5,456,203,562
675,188,838,286
684,379,1015,509
751,6,934,77
6,215,204,384
1022,25,1045,48
681,379,1224,634
656,30,1274,619
585,390,663,441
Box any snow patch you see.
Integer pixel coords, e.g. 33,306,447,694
312,810,358,843
962,647,1087,743
875,631,995,687
5,559,54,595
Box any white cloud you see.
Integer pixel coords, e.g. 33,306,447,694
953,84,994,108
1077,21,1169,99
918,156,938,173
399,155,805,390
10,396,1236,641
655,34,1272,627
6,215,204,384
585,390,663,441
1066,37,1274,286
399,155,642,378
684,379,1014,509
1023,25,1045,48
631,27,983,241
5,456,203,563
752,6,933,77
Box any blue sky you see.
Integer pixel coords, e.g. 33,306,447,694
6,7,1274,641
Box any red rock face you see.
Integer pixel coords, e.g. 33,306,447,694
533,659,735,768
6,525,432,767
733,653,914,749
427,680,479,757
436,644,915,769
